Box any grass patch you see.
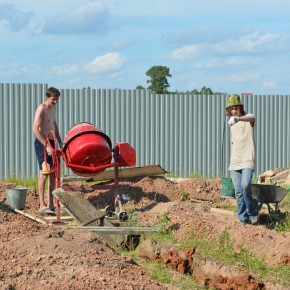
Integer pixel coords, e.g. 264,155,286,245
179,190,189,201
280,193,290,211
118,213,290,288
141,260,202,289
182,229,290,285
83,179,111,185
3,176,38,189
124,211,139,227
275,212,290,232
212,201,237,212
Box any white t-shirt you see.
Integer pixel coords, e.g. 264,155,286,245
229,120,255,170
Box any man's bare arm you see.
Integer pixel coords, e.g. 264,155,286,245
54,122,63,148
33,105,46,145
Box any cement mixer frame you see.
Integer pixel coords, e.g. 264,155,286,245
44,123,136,223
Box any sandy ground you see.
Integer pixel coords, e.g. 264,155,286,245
0,176,289,289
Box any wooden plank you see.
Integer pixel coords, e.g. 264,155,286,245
87,165,169,182
53,188,102,224
43,216,75,221
78,226,157,235
0,201,47,225
61,176,88,183
52,188,126,246
60,184,112,192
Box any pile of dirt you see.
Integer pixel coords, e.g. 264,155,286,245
0,176,289,289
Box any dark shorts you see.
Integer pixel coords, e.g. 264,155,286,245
34,139,55,170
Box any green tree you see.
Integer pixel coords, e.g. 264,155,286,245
200,86,213,95
146,65,172,94
191,89,199,94
190,86,213,95
136,85,145,90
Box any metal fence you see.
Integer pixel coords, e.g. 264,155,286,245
0,83,289,180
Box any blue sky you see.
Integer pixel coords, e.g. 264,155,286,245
1,0,290,94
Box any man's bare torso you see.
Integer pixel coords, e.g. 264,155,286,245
38,103,56,139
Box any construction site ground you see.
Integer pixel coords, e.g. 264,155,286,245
0,176,289,289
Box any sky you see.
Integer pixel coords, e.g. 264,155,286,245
1,0,290,94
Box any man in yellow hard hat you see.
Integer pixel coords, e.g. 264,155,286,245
226,94,259,225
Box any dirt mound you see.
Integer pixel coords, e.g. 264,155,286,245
0,176,289,289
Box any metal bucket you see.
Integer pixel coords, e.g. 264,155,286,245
63,122,112,176
221,177,235,198
6,186,27,209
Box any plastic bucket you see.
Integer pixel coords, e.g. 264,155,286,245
63,122,112,177
221,177,235,198
6,186,27,209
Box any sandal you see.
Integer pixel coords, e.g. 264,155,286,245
38,207,55,215
49,206,57,213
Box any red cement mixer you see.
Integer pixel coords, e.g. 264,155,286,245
45,122,136,222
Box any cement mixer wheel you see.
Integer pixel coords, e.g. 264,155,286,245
118,211,128,222
104,206,128,222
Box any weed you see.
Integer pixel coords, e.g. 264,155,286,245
124,211,139,228
141,260,202,289
179,190,189,201
156,212,170,233
280,193,290,211
275,212,290,232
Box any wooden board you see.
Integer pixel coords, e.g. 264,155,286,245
78,226,157,235
86,165,169,182
52,188,125,246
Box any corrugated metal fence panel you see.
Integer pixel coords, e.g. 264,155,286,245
243,94,290,175
0,83,48,179
1,84,290,179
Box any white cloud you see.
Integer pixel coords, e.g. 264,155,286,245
262,80,278,88
196,56,259,69
227,73,260,83
0,63,29,75
195,59,220,69
85,52,126,74
50,64,79,75
42,2,112,35
170,45,200,61
216,31,288,54
226,56,255,66
0,3,33,31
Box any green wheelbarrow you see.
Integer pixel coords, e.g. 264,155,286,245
251,184,288,215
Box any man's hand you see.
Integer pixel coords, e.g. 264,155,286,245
228,116,239,126
46,144,53,156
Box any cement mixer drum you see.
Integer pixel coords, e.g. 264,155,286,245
63,122,112,176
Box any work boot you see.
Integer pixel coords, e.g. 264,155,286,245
249,215,258,225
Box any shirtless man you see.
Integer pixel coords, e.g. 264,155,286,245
33,87,62,213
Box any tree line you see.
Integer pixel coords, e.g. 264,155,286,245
136,65,225,95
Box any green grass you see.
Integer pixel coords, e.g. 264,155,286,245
180,229,290,286
120,219,290,288
275,212,290,232
212,201,237,212
141,261,203,289
124,211,139,227
280,193,290,211
3,176,38,189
